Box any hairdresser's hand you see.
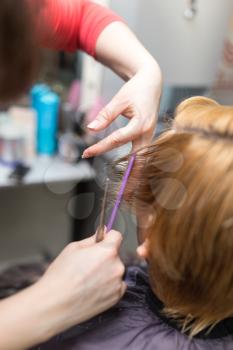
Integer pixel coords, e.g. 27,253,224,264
0,231,126,350
83,65,162,158
36,230,126,339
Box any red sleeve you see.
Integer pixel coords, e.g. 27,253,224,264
34,0,123,57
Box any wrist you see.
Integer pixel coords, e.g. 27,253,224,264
137,59,163,86
28,279,65,343
32,276,84,341
21,281,58,345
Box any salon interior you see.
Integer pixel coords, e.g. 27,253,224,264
0,0,232,268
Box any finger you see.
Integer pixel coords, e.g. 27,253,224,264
100,230,123,251
132,130,154,153
83,117,141,158
132,113,157,152
87,98,124,132
76,234,97,248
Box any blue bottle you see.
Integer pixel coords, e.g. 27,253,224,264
36,92,60,156
30,84,50,110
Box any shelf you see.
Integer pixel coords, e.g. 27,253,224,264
0,157,95,189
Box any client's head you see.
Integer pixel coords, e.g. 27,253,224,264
111,96,233,336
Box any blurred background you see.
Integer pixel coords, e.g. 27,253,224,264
0,0,232,268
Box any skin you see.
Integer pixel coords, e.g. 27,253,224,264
135,206,155,262
83,22,162,158
0,231,126,350
137,238,150,260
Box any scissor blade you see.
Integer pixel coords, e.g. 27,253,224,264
96,178,110,243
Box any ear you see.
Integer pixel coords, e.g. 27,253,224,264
137,238,150,259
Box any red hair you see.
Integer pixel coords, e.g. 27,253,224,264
111,97,233,336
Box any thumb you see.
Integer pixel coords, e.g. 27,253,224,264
76,234,97,248
87,98,124,132
99,230,123,251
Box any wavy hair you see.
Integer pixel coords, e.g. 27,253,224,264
110,97,233,336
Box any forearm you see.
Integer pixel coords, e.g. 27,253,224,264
95,22,162,82
0,283,54,350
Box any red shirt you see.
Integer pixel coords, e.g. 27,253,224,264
33,0,122,57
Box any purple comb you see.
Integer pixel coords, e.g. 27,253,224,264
106,154,136,232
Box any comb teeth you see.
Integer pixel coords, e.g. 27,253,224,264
106,154,136,232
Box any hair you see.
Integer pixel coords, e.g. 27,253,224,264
0,0,39,102
110,96,233,337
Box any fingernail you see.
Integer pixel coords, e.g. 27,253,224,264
87,120,102,130
82,151,91,159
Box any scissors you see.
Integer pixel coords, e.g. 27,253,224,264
96,154,136,243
